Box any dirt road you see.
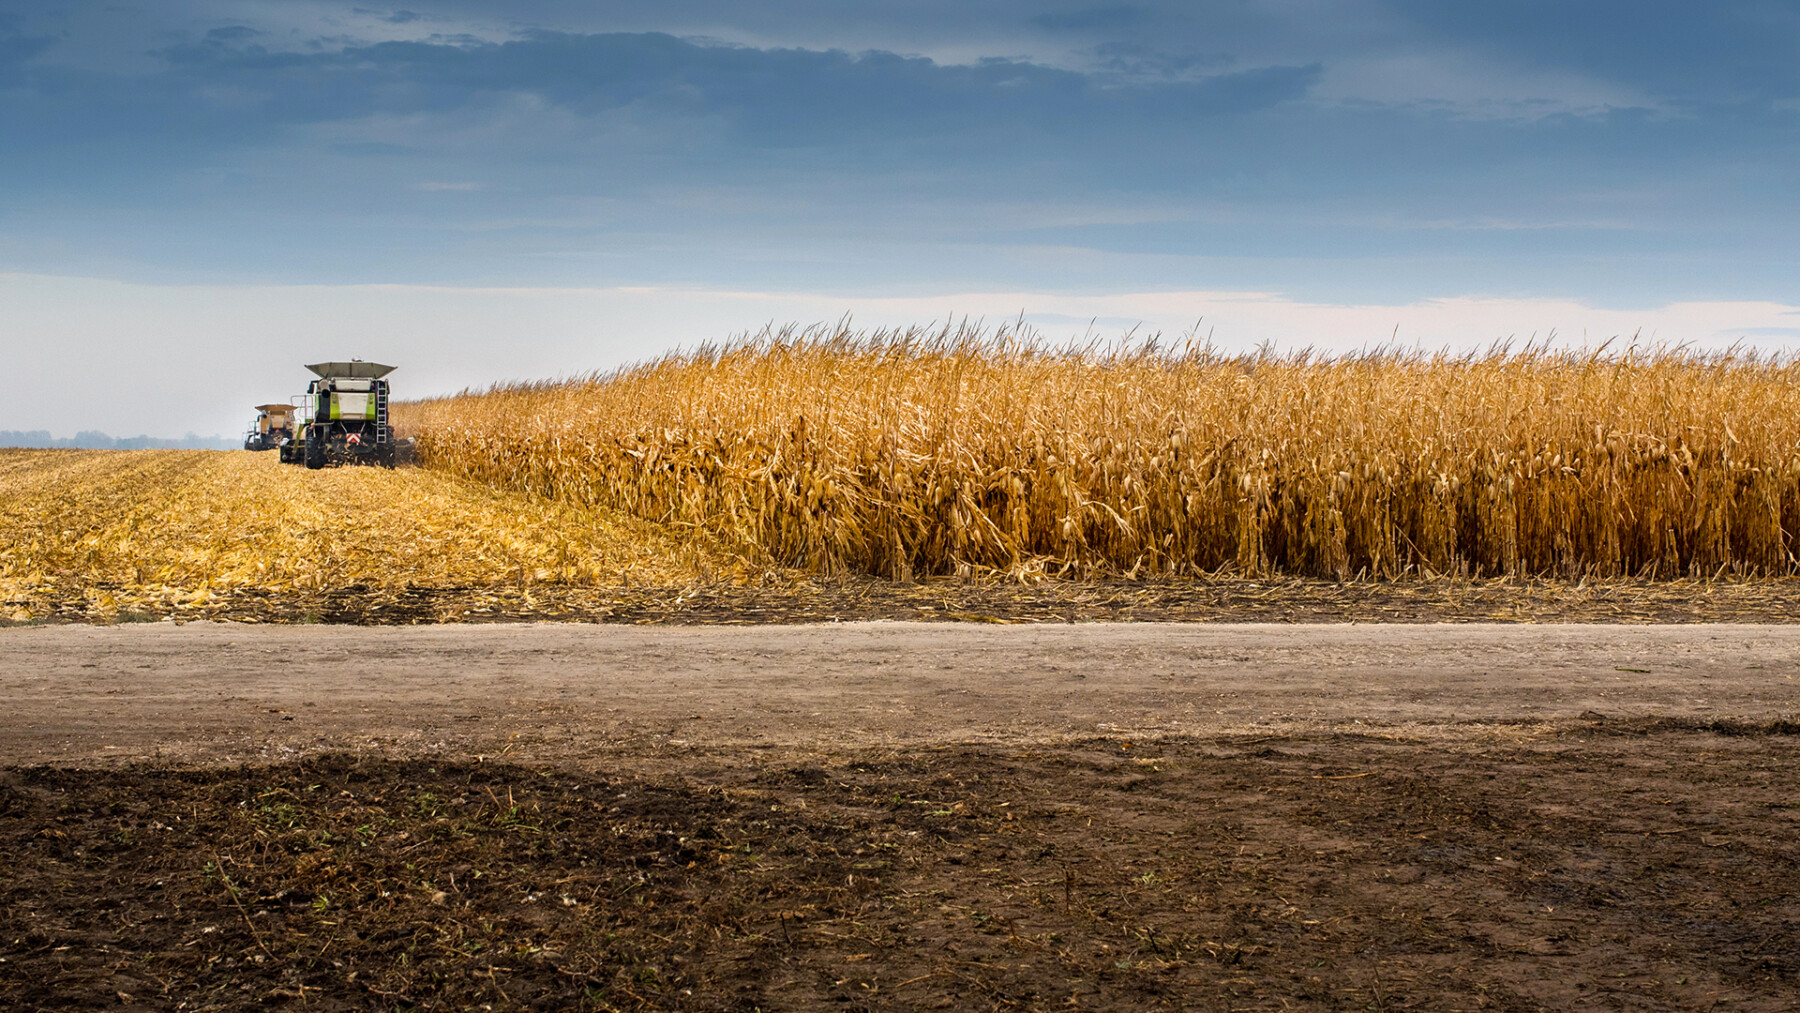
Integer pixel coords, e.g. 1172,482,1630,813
3,621,1797,765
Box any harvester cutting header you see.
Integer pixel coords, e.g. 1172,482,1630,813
270,360,401,469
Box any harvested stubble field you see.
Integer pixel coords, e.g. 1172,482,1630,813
0,448,736,624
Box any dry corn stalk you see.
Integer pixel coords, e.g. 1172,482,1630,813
396,324,1800,581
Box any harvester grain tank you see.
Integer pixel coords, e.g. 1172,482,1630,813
295,360,397,469
242,403,295,451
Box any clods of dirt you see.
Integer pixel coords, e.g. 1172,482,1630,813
3,732,1798,1011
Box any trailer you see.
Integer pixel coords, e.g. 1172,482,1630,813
242,403,295,451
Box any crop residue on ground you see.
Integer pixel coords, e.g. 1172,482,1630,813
4,732,1797,1011
0,449,743,622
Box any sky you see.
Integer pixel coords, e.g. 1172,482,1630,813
3,1,1799,437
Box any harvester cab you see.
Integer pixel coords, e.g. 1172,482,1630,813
243,403,296,451
291,360,397,469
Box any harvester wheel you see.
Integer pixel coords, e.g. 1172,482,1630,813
304,438,326,470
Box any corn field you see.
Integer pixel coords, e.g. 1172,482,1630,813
395,325,1800,582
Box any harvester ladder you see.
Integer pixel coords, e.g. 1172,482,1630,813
375,380,389,444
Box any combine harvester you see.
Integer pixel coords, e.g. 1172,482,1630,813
279,360,407,469
241,403,295,451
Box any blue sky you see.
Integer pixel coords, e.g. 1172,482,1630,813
4,2,1800,435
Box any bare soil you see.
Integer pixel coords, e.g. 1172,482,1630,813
4,624,1800,1011
7,733,1800,1012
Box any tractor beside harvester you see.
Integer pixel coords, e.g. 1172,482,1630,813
242,403,295,451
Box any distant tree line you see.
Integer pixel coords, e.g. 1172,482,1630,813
0,430,239,450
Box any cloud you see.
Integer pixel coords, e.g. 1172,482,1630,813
349,7,438,26
1030,6,1149,33
0,30,55,86
0,3,1796,310
203,26,262,44
1384,0,1800,106
134,30,1318,139
1313,49,1655,120
0,29,1317,173
1087,42,1231,80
